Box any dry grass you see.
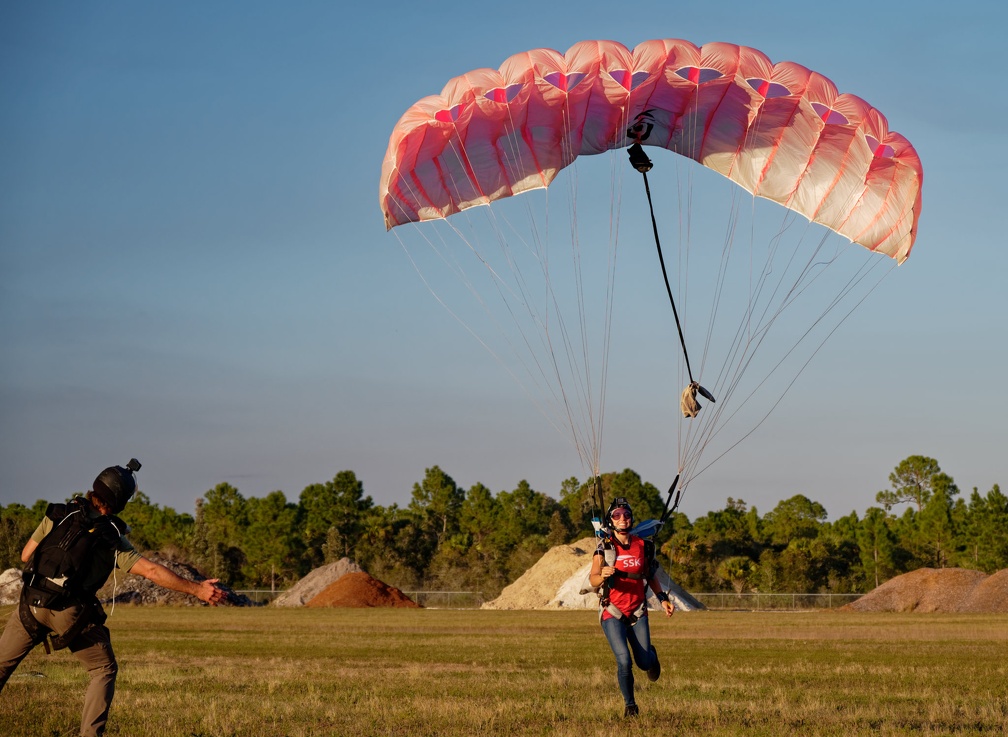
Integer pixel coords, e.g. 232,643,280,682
1,606,1006,736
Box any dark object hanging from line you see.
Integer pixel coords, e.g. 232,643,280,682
627,142,653,173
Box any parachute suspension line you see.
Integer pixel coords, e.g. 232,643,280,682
466,111,604,477
668,164,894,488
452,98,611,482
679,187,746,475
679,193,896,484
689,255,895,482
592,148,625,481
556,117,603,477
567,156,596,467
679,213,830,482
394,221,543,400
394,163,597,468
627,143,695,386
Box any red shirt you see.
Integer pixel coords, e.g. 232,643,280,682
598,535,649,620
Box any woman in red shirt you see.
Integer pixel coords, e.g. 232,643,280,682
587,497,675,717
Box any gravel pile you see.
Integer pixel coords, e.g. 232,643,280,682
0,568,22,606
3,558,256,607
98,554,257,607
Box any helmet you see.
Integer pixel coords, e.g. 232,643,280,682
92,458,141,513
605,497,633,526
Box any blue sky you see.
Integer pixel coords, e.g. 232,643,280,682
1,1,1004,522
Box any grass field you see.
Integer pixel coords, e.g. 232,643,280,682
1,606,1006,736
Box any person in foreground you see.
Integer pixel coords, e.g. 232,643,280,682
0,458,226,737
587,497,675,718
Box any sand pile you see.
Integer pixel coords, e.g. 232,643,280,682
843,567,1008,613
306,571,418,608
483,537,597,610
272,557,362,607
482,536,704,611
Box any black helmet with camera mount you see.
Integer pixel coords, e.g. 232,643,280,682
92,458,141,514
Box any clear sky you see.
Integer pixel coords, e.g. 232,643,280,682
2,1,1004,522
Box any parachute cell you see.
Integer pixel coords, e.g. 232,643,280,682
379,38,922,263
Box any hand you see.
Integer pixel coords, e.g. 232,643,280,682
197,578,227,606
661,599,675,618
600,566,615,580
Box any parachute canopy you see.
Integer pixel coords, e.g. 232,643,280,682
379,38,922,263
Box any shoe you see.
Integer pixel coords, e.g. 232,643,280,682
647,652,661,682
624,704,639,718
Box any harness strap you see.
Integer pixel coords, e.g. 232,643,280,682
603,601,648,626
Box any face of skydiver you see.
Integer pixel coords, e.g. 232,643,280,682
610,506,632,533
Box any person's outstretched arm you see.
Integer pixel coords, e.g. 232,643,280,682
130,557,227,606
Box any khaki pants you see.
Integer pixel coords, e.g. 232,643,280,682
0,603,118,737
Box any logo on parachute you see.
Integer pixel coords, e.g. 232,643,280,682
627,110,656,144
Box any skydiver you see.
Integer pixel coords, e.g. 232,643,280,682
587,497,675,718
0,459,226,737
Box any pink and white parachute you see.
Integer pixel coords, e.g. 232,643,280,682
378,38,923,498
379,38,921,263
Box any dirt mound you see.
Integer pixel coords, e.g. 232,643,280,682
843,568,1008,613
272,558,362,607
965,569,1008,612
482,537,597,610
306,571,419,608
98,553,257,607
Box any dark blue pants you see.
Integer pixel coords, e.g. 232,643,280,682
601,613,657,707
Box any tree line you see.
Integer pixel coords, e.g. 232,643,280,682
1,455,1005,598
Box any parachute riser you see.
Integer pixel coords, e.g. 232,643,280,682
590,475,610,541
658,473,681,526
627,474,681,542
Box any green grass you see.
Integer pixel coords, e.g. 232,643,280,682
2,606,1006,736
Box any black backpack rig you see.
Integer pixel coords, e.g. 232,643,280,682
20,495,126,652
